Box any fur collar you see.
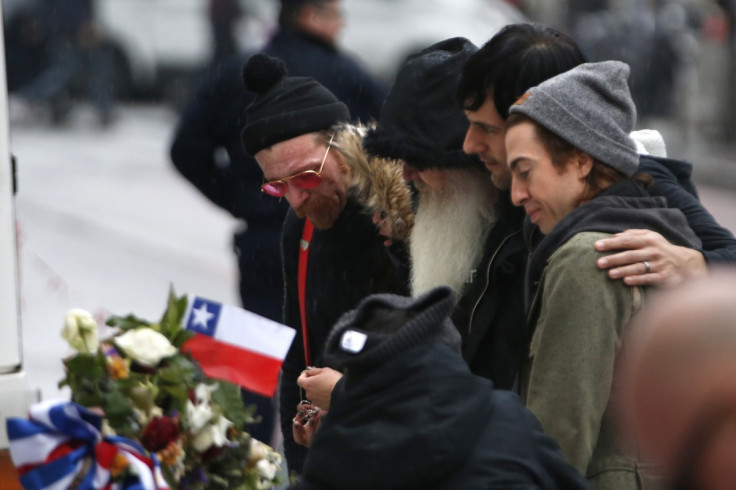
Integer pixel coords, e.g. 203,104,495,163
335,122,415,243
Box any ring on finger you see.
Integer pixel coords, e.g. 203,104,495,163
642,261,651,274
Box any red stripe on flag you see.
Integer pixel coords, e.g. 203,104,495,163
183,335,282,397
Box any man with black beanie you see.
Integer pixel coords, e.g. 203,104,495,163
169,0,386,446
242,53,407,474
290,287,592,489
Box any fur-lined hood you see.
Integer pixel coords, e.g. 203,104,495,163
333,122,415,243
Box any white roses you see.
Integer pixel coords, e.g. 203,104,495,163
61,309,99,354
249,438,282,484
186,383,234,452
114,328,177,367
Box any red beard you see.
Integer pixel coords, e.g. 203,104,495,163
294,193,342,230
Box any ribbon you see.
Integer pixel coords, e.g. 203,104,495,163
6,399,169,490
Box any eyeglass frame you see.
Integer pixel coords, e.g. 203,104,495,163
260,133,335,197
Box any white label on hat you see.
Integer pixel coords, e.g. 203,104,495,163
340,330,367,354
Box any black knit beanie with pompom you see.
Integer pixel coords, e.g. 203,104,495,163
241,53,350,156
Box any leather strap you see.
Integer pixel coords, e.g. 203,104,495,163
298,219,314,367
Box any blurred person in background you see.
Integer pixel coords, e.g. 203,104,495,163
10,0,115,126
267,0,387,122
208,0,243,66
620,269,736,490
170,0,387,447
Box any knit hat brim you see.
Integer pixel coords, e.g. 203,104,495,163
242,101,348,155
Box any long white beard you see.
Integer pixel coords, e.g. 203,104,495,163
410,171,498,298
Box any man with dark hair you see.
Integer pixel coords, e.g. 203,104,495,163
458,22,736,287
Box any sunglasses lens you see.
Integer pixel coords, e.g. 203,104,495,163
262,182,287,197
291,172,322,189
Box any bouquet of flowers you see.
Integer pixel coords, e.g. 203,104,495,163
7,289,281,490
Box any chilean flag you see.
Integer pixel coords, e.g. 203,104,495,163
182,296,296,397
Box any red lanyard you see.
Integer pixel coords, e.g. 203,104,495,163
298,219,314,367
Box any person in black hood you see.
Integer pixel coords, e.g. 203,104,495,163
290,286,592,490
504,60,701,489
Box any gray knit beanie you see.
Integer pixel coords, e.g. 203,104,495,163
323,287,461,372
509,60,639,176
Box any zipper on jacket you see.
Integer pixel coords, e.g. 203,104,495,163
525,267,546,334
467,230,522,336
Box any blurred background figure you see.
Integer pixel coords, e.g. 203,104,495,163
6,0,115,126
620,269,736,490
266,0,387,122
208,0,242,67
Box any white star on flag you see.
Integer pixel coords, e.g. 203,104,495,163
183,294,296,396
192,303,214,328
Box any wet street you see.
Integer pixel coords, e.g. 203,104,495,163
10,102,736,402
12,103,240,401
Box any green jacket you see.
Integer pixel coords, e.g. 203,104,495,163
521,232,644,490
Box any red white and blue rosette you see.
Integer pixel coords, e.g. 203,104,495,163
6,400,169,490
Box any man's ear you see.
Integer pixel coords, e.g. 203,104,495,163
574,150,594,180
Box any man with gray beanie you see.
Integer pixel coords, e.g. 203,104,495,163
503,60,701,488
290,287,592,489
241,53,407,474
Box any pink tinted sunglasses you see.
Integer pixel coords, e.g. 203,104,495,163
261,134,335,197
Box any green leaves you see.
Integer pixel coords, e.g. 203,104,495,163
160,285,194,348
211,381,256,430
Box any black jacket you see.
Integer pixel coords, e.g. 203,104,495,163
170,53,289,320
279,198,409,473
265,29,387,124
291,287,590,490
640,154,736,264
452,201,527,390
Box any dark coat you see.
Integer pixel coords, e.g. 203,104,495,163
170,54,289,321
452,200,527,390
640,154,736,264
292,341,591,490
279,198,409,473
264,29,387,124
